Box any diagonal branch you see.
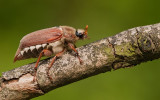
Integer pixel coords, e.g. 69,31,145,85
1,23,160,100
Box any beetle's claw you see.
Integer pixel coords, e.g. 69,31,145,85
80,60,83,65
32,68,37,82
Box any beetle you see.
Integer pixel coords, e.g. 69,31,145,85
14,25,88,80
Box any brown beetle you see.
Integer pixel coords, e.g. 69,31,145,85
14,25,88,77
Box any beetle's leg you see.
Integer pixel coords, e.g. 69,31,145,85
68,43,83,64
35,49,51,69
48,49,65,81
35,51,44,70
49,49,65,68
33,49,52,81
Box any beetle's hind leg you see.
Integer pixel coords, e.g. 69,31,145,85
33,49,52,82
35,49,52,69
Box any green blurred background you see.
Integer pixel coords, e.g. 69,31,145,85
0,0,160,100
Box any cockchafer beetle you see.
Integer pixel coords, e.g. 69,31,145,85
14,25,88,80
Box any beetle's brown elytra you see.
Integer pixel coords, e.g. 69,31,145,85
14,25,88,80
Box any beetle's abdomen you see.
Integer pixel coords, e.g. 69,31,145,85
14,40,65,62
15,43,48,61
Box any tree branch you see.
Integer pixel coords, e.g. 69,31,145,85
1,23,160,100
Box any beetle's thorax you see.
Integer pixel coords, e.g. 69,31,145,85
60,26,79,42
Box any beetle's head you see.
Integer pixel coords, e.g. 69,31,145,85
76,25,88,39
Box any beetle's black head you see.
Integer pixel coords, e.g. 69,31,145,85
75,25,88,39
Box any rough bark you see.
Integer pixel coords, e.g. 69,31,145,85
1,23,160,100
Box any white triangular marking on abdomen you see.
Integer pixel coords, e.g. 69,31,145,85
36,45,42,50
42,44,47,48
20,51,24,55
30,46,35,51
24,47,29,52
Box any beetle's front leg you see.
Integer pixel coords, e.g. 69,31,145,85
68,43,83,64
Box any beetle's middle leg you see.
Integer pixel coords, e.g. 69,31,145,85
47,49,65,81
49,49,65,68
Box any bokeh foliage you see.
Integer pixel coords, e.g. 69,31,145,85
0,0,160,100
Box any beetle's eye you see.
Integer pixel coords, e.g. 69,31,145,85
76,30,79,36
76,30,83,38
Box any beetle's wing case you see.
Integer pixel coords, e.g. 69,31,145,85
20,27,63,48
14,27,63,62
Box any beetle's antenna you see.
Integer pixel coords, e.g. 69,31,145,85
84,25,88,35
